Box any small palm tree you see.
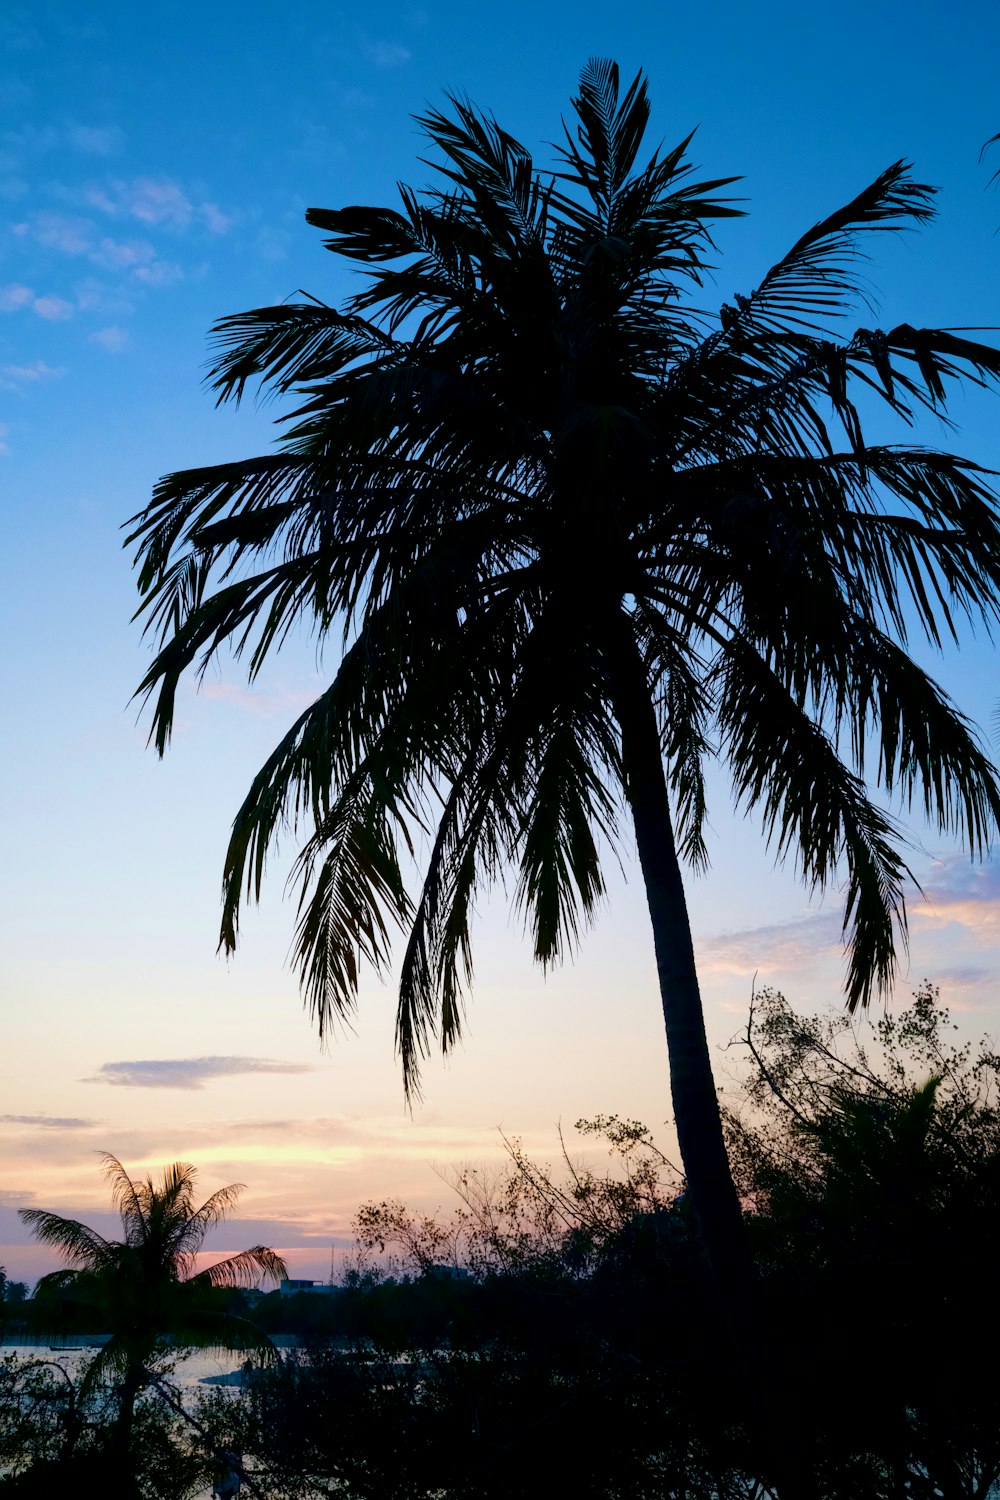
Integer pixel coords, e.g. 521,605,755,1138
19,1155,286,1460
127,60,1000,1304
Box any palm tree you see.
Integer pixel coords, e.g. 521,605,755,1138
19,1155,286,1461
126,60,1000,1303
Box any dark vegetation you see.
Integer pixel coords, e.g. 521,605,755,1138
6,57,996,1496
4,988,1000,1497
125,58,1000,1315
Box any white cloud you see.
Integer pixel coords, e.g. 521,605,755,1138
0,360,64,386
10,214,187,294
132,258,183,287
199,201,230,235
12,211,93,254
0,422,9,455
360,36,412,68
65,123,123,157
0,283,34,311
88,1056,315,1090
125,175,193,227
81,175,232,240
90,235,156,270
89,324,128,353
0,284,73,319
32,294,74,320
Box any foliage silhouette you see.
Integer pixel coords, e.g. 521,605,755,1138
722,983,1000,1496
190,991,1000,1497
127,58,1000,1296
19,1154,285,1475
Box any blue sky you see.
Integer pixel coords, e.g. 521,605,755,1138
3,0,1000,1282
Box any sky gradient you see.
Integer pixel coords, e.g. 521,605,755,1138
3,0,1000,1283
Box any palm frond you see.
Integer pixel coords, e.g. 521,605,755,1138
516,700,618,967
206,301,393,406
125,58,1000,1111
17,1211,113,1270
290,793,414,1037
193,1245,287,1289
725,162,935,336
719,641,913,1009
188,1181,245,1229
557,59,651,228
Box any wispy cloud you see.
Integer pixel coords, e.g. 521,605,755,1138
909,856,1000,949
358,35,412,68
0,283,74,319
65,123,123,157
32,293,74,320
89,324,128,353
0,422,9,455
198,682,318,718
12,211,92,253
89,235,156,270
88,1057,315,1090
85,175,230,234
0,1191,34,1208
0,359,64,387
0,1114,96,1130
0,283,34,311
12,215,185,288
698,909,844,980
199,202,230,234
131,258,183,287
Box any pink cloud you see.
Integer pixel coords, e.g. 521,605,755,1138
911,897,1000,947
199,682,318,718
87,1055,315,1090
697,909,844,981
907,857,1000,948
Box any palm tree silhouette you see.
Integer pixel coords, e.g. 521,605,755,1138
20,1155,286,1461
127,60,1000,1299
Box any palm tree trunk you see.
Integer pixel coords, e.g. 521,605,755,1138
605,622,752,1307
108,1362,144,1486
607,625,820,1495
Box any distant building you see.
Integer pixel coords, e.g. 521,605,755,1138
277,1278,336,1296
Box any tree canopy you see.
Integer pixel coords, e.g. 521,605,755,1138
126,59,1000,1308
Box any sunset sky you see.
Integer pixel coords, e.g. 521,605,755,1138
3,0,1000,1285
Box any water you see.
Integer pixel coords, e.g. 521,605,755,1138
0,1338,277,1390
1,1340,287,1497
